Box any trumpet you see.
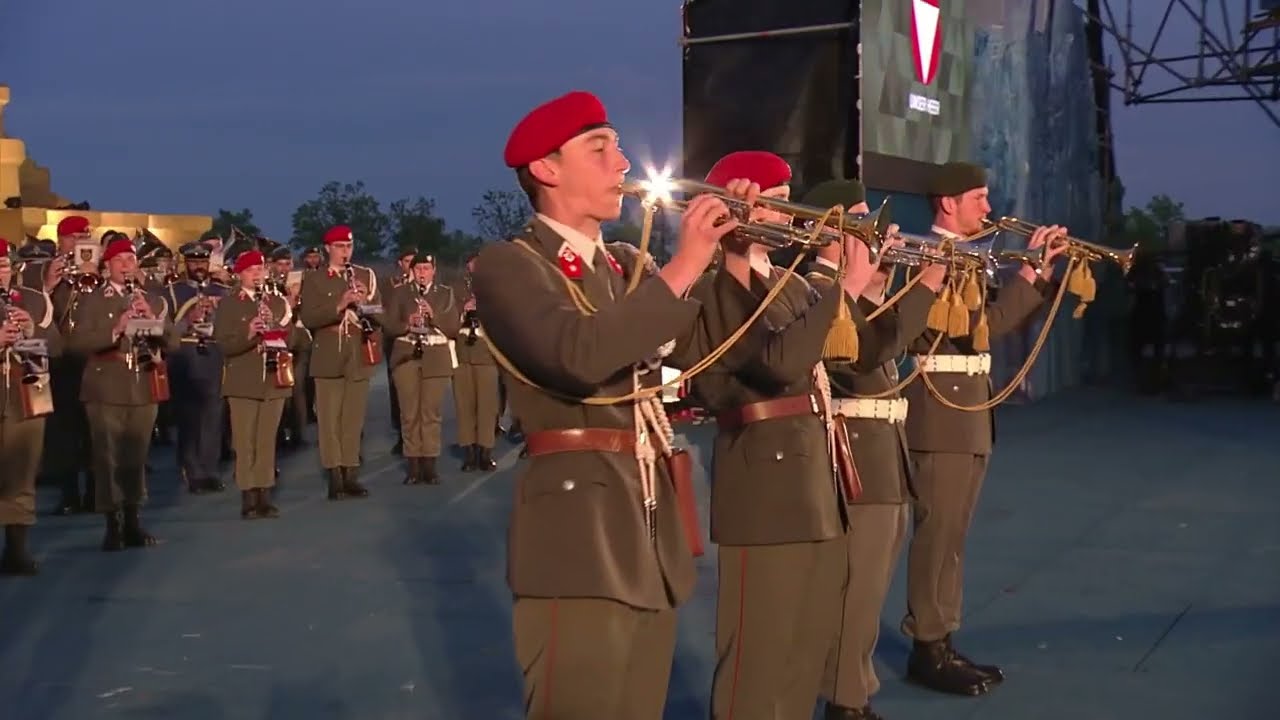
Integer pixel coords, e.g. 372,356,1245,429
61,252,103,292
972,218,1136,274
621,176,894,259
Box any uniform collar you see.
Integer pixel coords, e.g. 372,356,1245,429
537,213,605,266
931,224,964,241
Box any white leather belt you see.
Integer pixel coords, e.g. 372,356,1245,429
398,334,448,346
915,353,991,376
831,397,908,423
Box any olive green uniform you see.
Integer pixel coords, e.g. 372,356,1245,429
902,261,1056,642
299,264,383,475
688,266,851,719
44,280,94,511
382,282,460,460
453,282,501,462
214,288,293,491
68,283,179,516
1,286,61,527
808,264,938,710
473,220,708,719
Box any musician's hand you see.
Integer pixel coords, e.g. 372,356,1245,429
248,317,268,338
113,312,132,336
353,281,369,298
675,193,738,266
463,298,477,312
841,233,878,296
44,256,67,290
132,298,155,319
722,178,761,209
338,288,362,311
0,325,20,348
918,261,948,293
7,307,34,335
1027,224,1065,251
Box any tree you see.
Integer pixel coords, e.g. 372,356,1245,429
471,189,532,241
290,181,389,257
387,196,448,255
209,208,261,240
1120,193,1187,251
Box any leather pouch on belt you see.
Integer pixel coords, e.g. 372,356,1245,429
664,448,704,557
362,338,383,366
148,361,172,404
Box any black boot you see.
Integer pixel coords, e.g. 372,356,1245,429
476,446,497,471
0,525,39,576
327,468,346,501
906,639,990,696
342,466,370,498
256,488,280,519
943,635,1004,685
461,445,477,471
403,458,420,485
824,704,884,720
420,457,439,485
241,490,261,520
101,511,125,552
122,505,157,548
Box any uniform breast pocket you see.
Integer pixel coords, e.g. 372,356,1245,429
741,419,819,466
519,471,607,504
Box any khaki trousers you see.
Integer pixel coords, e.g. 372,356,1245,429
0,416,45,525
902,451,989,642
392,364,449,458
711,537,847,719
513,597,677,720
313,378,369,469
87,403,158,513
227,397,285,490
823,503,911,709
453,362,500,447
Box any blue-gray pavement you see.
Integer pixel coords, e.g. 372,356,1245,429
2,378,1278,719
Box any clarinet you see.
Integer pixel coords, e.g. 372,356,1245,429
122,278,156,371
411,283,432,359
343,262,376,339
462,275,480,345
1,288,44,384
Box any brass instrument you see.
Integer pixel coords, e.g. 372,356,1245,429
621,177,894,259
62,251,103,292
971,217,1136,274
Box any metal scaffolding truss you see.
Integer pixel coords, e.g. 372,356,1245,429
1082,0,1280,128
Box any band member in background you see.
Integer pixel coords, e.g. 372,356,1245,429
169,242,230,493
69,239,179,551
802,179,945,720
301,246,323,272
384,247,416,455
454,252,499,472
475,90,731,718
680,152,858,718
299,226,383,500
383,253,459,485
901,162,1067,695
268,246,310,448
215,250,293,520
138,240,177,446
0,240,61,575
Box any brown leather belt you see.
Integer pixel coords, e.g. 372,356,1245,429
524,428,638,457
716,393,819,431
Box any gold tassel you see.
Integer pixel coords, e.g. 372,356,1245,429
1079,263,1097,303
927,285,952,333
961,270,982,310
972,308,991,351
1072,301,1089,320
947,287,970,338
823,296,860,362
1067,262,1087,297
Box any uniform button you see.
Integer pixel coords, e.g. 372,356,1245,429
851,432,859,439
952,385,960,391
561,480,576,491
774,450,784,461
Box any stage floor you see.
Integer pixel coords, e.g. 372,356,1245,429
2,379,1276,719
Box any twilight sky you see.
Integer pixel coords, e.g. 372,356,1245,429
1,1,1276,241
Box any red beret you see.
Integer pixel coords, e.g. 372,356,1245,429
233,250,265,274
503,91,610,168
0,240,9,259
324,225,353,245
705,151,792,190
57,215,91,237
102,239,135,264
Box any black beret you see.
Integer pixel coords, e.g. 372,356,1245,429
398,245,418,259
802,179,867,211
179,242,211,259
304,246,322,255
929,162,988,197
17,243,52,260
411,252,435,266
269,246,293,262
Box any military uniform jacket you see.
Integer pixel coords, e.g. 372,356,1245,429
298,264,383,380
382,282,460,378
473,218,711,611
1,285,63,421
168,278,230,383
688,266,847,546
903,251,1055,455
809,264,936,505
454,281,493,366
67,283,180,405
214,289,294,401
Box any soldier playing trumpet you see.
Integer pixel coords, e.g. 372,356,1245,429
383,253,459,485
0,239,61,576
215,250,293,520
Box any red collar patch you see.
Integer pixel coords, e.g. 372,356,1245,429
557,245,583,280
603,251,623,276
